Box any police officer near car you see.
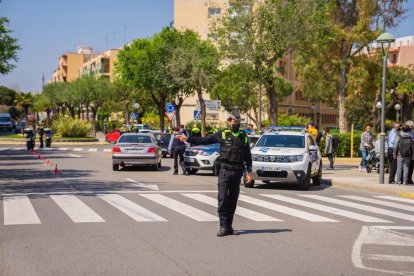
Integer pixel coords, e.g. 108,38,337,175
178,110,254,237
168,127,187,175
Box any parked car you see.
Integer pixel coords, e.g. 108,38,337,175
245,127,322,190
133,124,152,133
151,132,172,158
0,113,12,131
112,133,162,171
15,120,27,134
105,128,122,143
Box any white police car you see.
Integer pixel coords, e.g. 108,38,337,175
245,127,322,190
184,143,221,176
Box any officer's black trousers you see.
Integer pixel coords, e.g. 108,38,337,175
173,146,186,173
39,136,44,148
217,169,242,229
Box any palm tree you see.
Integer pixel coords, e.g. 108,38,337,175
14,92,34,120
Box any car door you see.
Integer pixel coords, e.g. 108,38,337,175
306,135,319,173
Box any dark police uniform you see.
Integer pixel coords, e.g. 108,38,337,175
171,132,187,175
187,129,252,236
38,126,45,148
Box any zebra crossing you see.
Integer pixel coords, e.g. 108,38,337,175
2,192,414,226
0,147,112,153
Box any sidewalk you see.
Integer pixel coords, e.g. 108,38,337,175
323,157,414,199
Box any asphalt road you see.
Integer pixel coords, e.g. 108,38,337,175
0,144,413,276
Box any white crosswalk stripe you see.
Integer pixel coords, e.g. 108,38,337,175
301,195,414,222
2,193,414,225
98,194,166,222
239,195,337,222
375,196,414,204
140,194,218,221
103,149,111,152
88,148,98,152
338,195,414,212
58,148,69,151
3,196,41,225
0,148,9,151
50,195,105,223
261,195,391,223
73,148,83,151
183,193,281,222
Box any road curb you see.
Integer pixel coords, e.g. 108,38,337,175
331,180,414,199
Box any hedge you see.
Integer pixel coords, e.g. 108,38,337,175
319,131,364,157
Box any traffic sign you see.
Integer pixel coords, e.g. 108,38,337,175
166,111,176,121
166,103,175,112
130,112,137,120
194,110,202,120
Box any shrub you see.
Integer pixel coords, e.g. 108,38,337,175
53,117,92,137
319,130,363,157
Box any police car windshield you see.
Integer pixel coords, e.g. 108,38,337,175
119,135,151,144
256,135,305,148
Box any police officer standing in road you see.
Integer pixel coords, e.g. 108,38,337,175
178,110,253,237
38,124,45,148
168,127,187,175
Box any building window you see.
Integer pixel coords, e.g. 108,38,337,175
208,7,221,17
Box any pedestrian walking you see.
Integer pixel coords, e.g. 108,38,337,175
387,122,400,184
359,125,374,172
168,128,187,175
324,127,334,170
178,110,253,237
393,123,414,184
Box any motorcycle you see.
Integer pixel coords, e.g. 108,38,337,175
24,128,36,151
45,128,53,148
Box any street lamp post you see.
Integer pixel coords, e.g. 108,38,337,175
377,32,396,184
376,101,382,132
394,103,401,122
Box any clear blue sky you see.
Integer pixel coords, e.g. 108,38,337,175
0,0,413,93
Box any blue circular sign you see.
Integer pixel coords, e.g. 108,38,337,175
166,103,175,112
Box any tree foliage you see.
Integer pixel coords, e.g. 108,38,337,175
0,85,17,105
294,0,407,133
0,15,20,75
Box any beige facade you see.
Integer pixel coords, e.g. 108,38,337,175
51,46,97,83
389,36,414,68
174,0,337,128
79,49,120,81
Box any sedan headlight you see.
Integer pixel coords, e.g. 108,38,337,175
288,155,304,162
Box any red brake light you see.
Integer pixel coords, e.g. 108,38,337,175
112,146,121,153
148,147,157,153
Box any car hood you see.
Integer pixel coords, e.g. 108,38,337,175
187,143,220,152
252,147,306,155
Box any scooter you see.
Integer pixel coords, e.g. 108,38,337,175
44,128,53,148
24,128,36,151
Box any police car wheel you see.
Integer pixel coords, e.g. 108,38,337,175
187,168,198,175
300,165,311,190
162,153,167,158
112,164,119,171
312,162,322,186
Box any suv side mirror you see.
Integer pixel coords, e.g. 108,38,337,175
309,145,318,151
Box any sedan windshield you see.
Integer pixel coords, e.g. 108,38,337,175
119,135,152,144
256,135,305,148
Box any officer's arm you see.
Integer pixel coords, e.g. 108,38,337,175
187,132,221,145
244,142,253,173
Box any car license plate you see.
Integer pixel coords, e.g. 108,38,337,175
261,166,281,172
185,157,194,162
127,149,143,153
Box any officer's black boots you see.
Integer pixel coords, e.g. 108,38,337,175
173,170,178,175
217,228,239,237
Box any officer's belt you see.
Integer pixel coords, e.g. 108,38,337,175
221,163,244,170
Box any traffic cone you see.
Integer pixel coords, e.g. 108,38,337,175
37,154,42,159
53,164,59,174
44,159,52,166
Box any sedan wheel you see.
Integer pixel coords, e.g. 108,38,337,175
112,164,119,171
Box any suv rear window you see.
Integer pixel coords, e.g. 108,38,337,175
256,135,305,148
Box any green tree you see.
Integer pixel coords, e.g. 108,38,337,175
211,63,260,125
0,85,17,105
14,92,33,120
167,29,220,136
212,0,312,125
294,0,407,133
0,14,20,76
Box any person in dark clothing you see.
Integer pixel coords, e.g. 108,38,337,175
38,124,45,148
168,128,187,175
387,122,400,184
178,110,253,237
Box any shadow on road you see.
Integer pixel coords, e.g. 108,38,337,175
239,228,292,235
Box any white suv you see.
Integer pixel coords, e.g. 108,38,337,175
245,127,322,190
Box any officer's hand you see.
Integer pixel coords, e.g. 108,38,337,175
245,173,254,184
176,134,188,142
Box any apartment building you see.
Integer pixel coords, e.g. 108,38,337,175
174,0,338,128
51,46,97,83
389,35,414,68
79,49,120,82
